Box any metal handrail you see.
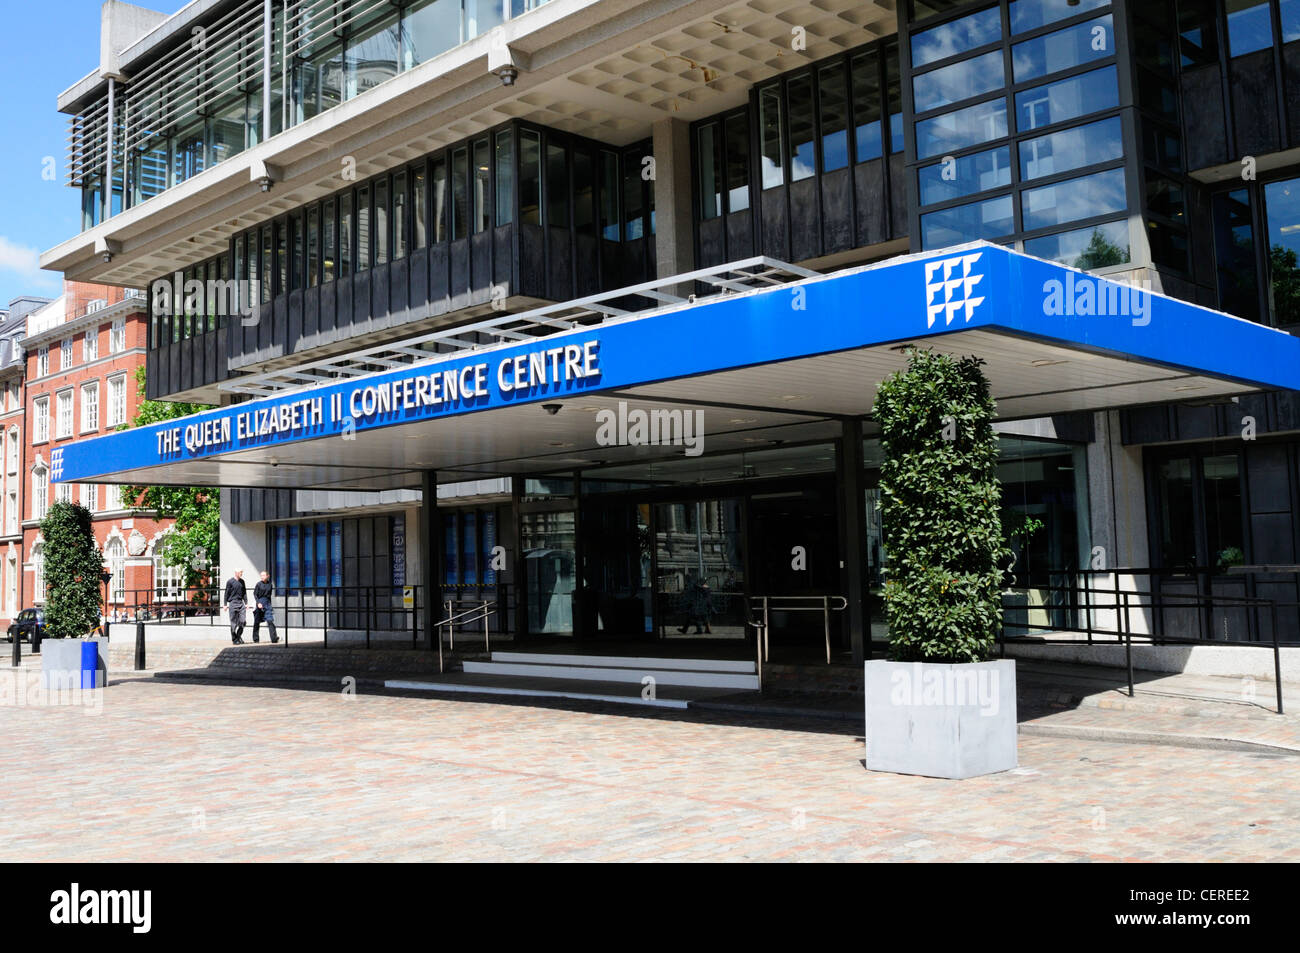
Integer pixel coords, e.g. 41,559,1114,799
436,599,498,672
748,594,849,665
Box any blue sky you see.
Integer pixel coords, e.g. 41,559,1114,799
0,0,174,309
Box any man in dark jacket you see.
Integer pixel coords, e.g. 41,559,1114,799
224,570,247,644
252,570,278,643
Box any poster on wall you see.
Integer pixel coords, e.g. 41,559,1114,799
392,514,406,589
330,521,342,587
464,511,478,587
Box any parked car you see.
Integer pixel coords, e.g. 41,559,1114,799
6,608,45,644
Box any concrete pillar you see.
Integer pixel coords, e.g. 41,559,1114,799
651,118,695,286
838,418,870,663
1086,410,1151,635
420,471,441,648
218,495,264,579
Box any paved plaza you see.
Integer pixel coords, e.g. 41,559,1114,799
3,676,1298,862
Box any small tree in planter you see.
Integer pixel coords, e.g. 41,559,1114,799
865,348,1017,778
39,502,105,639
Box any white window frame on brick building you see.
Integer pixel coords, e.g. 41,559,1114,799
55,482,72,504
84,328,98,362
107,374,127,427
32,465,47,520
61,337,73,370
56,389,73,439
33,396,49,443
105,535,125,603
31,541,44,603
6,427,17,474
81,381,99,432
110,317,126,353
82,483,98,512
37,347,48,377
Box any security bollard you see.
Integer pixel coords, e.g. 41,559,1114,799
10,632,19,668
135,622,146,671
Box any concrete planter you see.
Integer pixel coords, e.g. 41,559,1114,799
864,659,1017,779
40,638,108,691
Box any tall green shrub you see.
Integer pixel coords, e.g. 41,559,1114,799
872,349,1010,663
39,502,106,639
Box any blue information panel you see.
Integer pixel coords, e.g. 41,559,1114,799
444,515,458,586
392,514,406,588
483,511,497,586
463,512,478,586
330,522,343,587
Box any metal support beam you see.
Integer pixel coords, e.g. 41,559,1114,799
839,417,870,664
104,78,115,221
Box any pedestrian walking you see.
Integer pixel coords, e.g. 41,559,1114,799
224,569,248,644
252,570,278,643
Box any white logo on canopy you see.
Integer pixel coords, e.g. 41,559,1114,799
924,253,985,328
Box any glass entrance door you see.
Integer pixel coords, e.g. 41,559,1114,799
654,498,747,640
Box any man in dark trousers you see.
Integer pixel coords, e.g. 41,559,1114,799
224,569,248,644
252,570,278,643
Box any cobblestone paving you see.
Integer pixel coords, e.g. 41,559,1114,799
3,678,1297,862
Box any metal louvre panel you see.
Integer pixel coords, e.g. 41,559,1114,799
66,98,109,185
284,0,395,61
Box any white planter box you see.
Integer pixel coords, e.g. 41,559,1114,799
864,659,1017,779
40,638,108,691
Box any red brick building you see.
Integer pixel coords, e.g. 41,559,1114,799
21,282,176,619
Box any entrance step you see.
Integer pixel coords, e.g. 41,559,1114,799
385,672,724,709
461,651,759,690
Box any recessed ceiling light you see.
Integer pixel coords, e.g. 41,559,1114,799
1029,359,1068,367
780,394,808,401
728,417,758,424
547,441,575,447
1173,385,1204,392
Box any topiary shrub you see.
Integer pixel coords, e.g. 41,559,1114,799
872,348,1010,663
39,501,105,640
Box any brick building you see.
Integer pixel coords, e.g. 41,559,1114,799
21,282,175,619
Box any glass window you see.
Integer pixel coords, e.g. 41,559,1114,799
1264,178,1300,326
276,220,289,293
473,139,491,234
357,185,371,269
1148,220,1189,272
759,85,784,189
412,167,428,248
920,194,1014,248
519,131,541,226
1009,0,1109,35
1146,172,1186,223
1283,0,1300,41
725,113,750,212
1019,116,1124,181
918,146,1011,206
108,374,127,426
916,97,1008,159
1022,167,1127,231
911,6,1002,69
547,143,568,228
574,151,594,235
465,0,504,38
374,178,389,265
599,150,619,239
1212,188,1260,322
323,199,336,281
34,396,48,442
1157,457,1195,567
339,192,353,277
1023,220,1131,268
1178,0,1220,66
401,0,460,70
1203,455,1244,569
345,13,399,99
698,123,722,220
432,156,448,242
452,148,470,239
1225,0,1274,56
1015,66,1119,133
623,147,645,240
1012,15,1114,83
56,390,73,438
819,64,849,172
787,73,816,181
913,50,1005,114
1143,121,1183,174
1135,70,1179,123
81,381,98,431
851,51,882,162
261,225,273,300
393,170,408,258
886,46,904,154
495,130,513,227
307,205,320,286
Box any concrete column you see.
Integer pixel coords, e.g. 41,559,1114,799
838,417,870,663
262,0,274,143
420,470,441,647
218,495,264,579
651,118,695,286
1086,410,1152,635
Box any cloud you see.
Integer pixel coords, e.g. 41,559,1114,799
0,235,60,294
